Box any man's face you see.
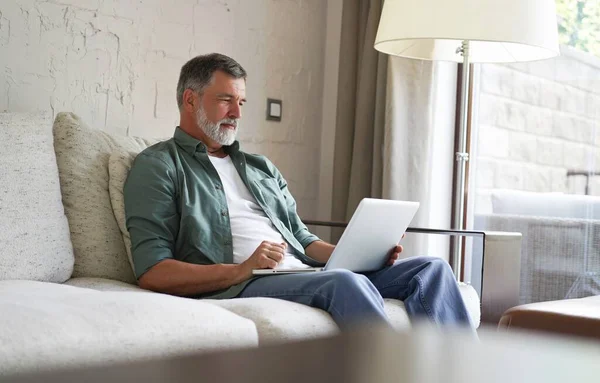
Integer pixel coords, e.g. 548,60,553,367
195,70,246,146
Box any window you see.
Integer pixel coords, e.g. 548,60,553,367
469,2,600,305
557,0,600,57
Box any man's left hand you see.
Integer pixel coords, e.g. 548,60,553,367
386,245,404,266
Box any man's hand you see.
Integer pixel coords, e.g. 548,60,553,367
237,241,287,280
386,244,404,266
386,234,406,266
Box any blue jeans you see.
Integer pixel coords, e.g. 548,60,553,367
237,256,472,330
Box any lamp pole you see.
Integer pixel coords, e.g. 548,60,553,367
452,40,471,281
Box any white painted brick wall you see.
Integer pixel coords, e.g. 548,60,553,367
550,167,568,192
475,46,600,206
524,105,553,136
511,69,541,106
536,137,564,167
494,160,524,190
474,157,496,189
479,94,529,131
480,64,513,98
477,125,510,158
538,80,565,110
509,131,537,162
0,0,326,218
522,163,553,192
588,94,600,120
560,142,592,171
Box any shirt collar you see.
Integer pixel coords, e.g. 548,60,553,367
173,127,240,156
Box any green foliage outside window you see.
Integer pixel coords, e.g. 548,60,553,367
556,0,600,57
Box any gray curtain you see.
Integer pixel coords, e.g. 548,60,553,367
331,0,458,260
332,0,387,228
383,58,458,261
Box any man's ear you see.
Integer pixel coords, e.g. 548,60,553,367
182,89,198,113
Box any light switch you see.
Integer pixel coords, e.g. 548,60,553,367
266,98,282,121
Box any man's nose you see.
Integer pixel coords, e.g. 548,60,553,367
229,103,242,119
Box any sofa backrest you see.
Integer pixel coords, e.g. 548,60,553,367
53,113,155,283
478,189,600,220
474,213,600,304
0,112,74,282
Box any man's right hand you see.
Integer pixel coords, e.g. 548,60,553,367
237,241,287,280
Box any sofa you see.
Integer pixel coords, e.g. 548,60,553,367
1,112,498,377
474,189,600,305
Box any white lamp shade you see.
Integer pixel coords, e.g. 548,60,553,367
374,0,560,63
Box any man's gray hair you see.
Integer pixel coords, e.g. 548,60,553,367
176,53,247,109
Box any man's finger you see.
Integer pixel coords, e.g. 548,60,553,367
390,245,402,254
259,254,279,269
266,242,286,251
267,250,284,262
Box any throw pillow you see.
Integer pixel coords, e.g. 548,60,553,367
53,112,155,283
108,150,140,277
0,112,74,282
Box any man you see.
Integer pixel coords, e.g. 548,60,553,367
124,53,472,330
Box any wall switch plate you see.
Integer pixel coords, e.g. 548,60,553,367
266,98,282,121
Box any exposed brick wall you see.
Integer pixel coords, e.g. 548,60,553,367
0,0,326,218
475,45,600,204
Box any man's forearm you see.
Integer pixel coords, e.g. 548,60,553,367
305,240,336,263
138,259,248,297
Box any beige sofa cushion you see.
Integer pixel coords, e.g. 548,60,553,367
210,283,480,345
0,280,258,376
210,297,418,345
50,278,417,344
57,278,480,346
52,112,155,283
64,277,148,292
458,282,481,327
211,297,340,344
0,112,74,283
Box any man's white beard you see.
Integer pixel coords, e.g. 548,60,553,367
196,107,238,146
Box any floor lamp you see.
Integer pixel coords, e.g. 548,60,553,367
374,0,560,280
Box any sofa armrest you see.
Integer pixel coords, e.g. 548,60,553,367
303,220,522,324
475,231,522,324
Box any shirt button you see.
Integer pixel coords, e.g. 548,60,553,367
215,184,221,190
221,210,228,217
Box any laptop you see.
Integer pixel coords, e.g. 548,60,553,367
252,198,420,275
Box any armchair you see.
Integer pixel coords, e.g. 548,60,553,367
474,189,600,305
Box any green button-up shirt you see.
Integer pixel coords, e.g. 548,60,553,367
124,127,322,299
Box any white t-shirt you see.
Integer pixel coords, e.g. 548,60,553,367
208,155,309,270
